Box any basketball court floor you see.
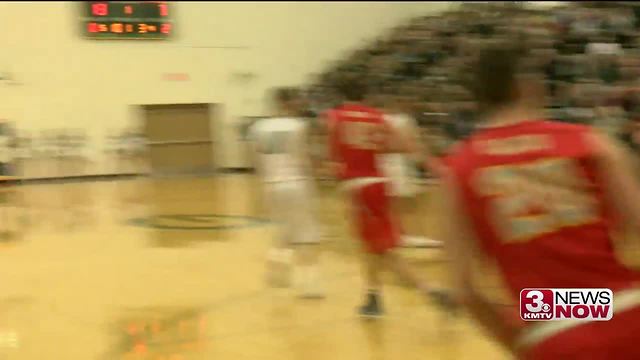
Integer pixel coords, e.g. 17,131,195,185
0,174,522,359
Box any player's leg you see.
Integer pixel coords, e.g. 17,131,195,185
387,159,412,245
371,182,457,312
397,163,442,248
369,189,429,293
359,252,384,318
0,185,18,241
294,243,323,298
0,161,13,240
291,180,325,298
389,159,424,247
265,183,294,288
0,186,8,241
352,184,387,318
396,192,423,246
382,251,456,311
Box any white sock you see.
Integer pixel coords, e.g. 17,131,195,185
267,248,281,266
294,264,308,283
299,265,324,298
281,248,294,264
307,265,320,283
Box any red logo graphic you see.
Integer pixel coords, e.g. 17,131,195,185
520,289,554,321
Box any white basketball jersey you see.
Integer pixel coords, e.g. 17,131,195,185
380,113,418,176
0,124,12,164
250,117,310,183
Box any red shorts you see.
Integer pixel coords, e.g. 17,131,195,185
523,305,640,360
351,182,400,254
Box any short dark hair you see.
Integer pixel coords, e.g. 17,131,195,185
335,74,367,102
471,44,524,112
273,87,300,105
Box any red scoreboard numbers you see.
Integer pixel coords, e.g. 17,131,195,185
92,3,108,16
91,3,169,17
158,3,168,17
84,2,172,39
87,22,169,35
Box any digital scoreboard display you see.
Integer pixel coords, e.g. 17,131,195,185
81,2,172,40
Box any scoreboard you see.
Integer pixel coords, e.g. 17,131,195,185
81,2,173,40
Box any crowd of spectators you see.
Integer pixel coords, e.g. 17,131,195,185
306,2,640,155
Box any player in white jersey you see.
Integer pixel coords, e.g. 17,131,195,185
381,96,441,248
249,87,323,298
0,122,18,240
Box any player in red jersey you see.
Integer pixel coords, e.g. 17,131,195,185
324,76,454,318
442,45,640,359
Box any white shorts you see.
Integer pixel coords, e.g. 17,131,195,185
264,180,320,245
382,155,419,198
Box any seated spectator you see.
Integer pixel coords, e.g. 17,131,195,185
586,39,623,56
568,86,599,124
598,57,622,84
572,10,603,37
620,115,640,153
553,55,579,82
610,7,635,33
307,2,640,150
594,101,627,138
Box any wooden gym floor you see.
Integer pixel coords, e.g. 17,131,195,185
0,175,513,360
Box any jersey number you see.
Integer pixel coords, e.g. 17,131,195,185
261,131,288,155
476,158,599,243
525,291,545,312
343,122,384,150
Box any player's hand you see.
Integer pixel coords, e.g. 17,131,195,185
502,314,527,357
424,157,446,179
507,331,528,359
319,161,341,179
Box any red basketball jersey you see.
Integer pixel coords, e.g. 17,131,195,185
326,103,389,180
446,119,640,299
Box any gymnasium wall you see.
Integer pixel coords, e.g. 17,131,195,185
0,2,454,173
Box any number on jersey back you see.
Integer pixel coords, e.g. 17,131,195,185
251,118,308,182
261,130,290,155
475,157,600,243
343,121,387,151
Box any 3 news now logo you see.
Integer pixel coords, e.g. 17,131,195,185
520,288,613,321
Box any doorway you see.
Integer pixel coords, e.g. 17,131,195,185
142,103,216,176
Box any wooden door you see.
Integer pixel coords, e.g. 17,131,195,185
143,103,215,176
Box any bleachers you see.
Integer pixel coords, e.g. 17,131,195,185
309,2,640,151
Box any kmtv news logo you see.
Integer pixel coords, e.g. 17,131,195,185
520,288,613,321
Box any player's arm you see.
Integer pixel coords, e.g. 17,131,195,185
310,122,328,177
588,131,640,235
424,153,446,178
247,126,263,178
300,123,317,177
324,114,345,178
247,125,268,214
380,116,418,155
403,116,424,161
418,127,447,178
400,117,446,177
441,169,522,355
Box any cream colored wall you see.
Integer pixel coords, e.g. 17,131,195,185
0,1,453,173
